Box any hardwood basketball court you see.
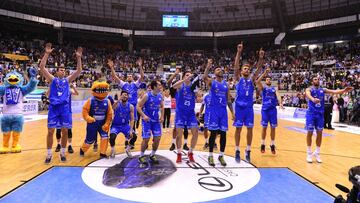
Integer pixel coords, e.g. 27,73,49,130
0,112,359,200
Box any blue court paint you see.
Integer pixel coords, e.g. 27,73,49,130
286,126,333,137
1,167,333,203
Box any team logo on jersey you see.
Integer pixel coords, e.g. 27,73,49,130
82,150,260,202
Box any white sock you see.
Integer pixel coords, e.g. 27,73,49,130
219,151,224,156
60,148,66,155
236,146,240,151
177,148,182,154
184,139,188,144
307,146,312,154
206,138,209,143
140,151,145,156
209,152,213,156
111,147,115,151
270,140,275,146
47,149,52,156
246,145,251,151
172,138,176,144
189,148,193,153
261,139,265,145
151,150,156,156
315,147,320,154
68,143,72,146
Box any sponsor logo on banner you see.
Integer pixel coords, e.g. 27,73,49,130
0,103,38,115
293,108,307,118
82,150,260,203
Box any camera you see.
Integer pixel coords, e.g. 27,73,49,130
334,165,360,203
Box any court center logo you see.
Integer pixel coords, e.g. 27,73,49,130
82,150,260,203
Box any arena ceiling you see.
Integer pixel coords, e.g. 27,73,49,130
1,0,360,32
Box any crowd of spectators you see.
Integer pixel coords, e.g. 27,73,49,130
0,32,360,125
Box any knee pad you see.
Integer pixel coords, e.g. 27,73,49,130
56,129,61,139
68,129,73,139
109,133,117,146
129,133,137,145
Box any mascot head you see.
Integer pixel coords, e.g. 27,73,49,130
4,71,24,87
91,79,110,100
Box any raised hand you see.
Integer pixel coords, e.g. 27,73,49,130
107,59,114,69
207,58,213,66
265,67,271,73
259,48,265,59
344,86,354,92
237,42,243,53
75,47,83,58
136,57,143,67
44,43,54,54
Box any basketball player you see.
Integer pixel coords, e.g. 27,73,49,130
172,71,199,163
137,80,164,164
55,83,79,153
256,67,283,154
167,69,191,151
108,58,144,148
233,43,264,163
199,92,211,149
39,43,83,163
109,90,134,158
305,76,353,163
203,59,235,166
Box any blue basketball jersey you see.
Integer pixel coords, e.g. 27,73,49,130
49,78,70,105
5,87,21,105
235,77,254,107
175,83,195,112
143,92,162,121
69,93,72,113
209,80,228,108
113,102,131,125
89,97,109,121
307,87,325,114
121,82,139,105
262,86,278,110
203,93,211,114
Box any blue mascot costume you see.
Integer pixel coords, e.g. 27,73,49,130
0,68,38,153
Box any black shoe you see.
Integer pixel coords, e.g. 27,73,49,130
100,153,108,159
203,143,209,150
93,143,98,152
328,127,335,130
183,143,189,151
270,145,276,154
245,150,251,163
55,144,61,152
260,144,265,153
138,155,147,164
44,155,52,164
68,145,74,153
125,140,129,149
218,156,227,166
149,155,159,164
80,148,84,157
60,154,66,162
130,145,135,150
169,143,176,151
